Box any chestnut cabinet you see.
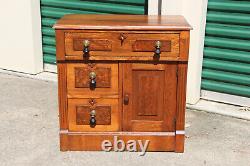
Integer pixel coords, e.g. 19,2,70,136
54,14,191,152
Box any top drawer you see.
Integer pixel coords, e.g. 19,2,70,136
63,31,183,61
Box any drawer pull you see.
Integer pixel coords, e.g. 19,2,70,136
154,41,162,57
83,40,90,56
89,110,96,127
89,71,97,89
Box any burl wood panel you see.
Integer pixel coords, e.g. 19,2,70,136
74,67,111,88
68,98,120,132
73,39,112,51
123,63,177,132
67,63,118,99
64,31,182,61
132,40,171,52
65,32,117,57
76,106,111,125
127,33,179,57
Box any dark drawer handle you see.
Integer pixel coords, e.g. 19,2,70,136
89,110,96,127
89,71,96,89
83,40,90,57
154,41,161,57
124,94,129,104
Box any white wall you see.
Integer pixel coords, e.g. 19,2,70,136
0,0,43,74
148,0,159,15
162,0,208,104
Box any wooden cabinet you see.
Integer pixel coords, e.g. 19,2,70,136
54,14,191,152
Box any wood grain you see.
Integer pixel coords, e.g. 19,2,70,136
57,63,68,130
64,32,180,60
55,14,191,153
126,33,179,57
73,39,112,51
118,63,123,131
122,63,177,132
67,63,118,99
133,70,164,118
179,31,190,60
60,133,68,151
65,32,115,57
174,31,190,153
64,55,184,61
54,14,192,31
74,67,111,88
68,98,120,132
76,106,111,125
175,63,188,152
60,132,176,151
132,40,171,52
55,30,65,61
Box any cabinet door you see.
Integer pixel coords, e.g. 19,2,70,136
122,63,177,132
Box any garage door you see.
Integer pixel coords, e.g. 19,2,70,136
202,0,250,100
41,0,147,64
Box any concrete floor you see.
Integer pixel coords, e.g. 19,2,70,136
0,73,249,166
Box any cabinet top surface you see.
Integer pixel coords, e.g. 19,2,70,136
53,14,192,31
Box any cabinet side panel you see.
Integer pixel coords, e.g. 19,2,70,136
179,31,190,60
175,63,188,152
56,30,65,61
57,63,68,129
176,64,188,131
175,30,190,152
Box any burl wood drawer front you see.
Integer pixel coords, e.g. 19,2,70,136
67,63,118,98
68,98,120,132
65,32,117,58
126,33,180,57
64,31,180,60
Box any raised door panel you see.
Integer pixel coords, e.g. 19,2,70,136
123,63,177,132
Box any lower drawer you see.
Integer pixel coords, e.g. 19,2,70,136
68,98,120,132
67,63,118,98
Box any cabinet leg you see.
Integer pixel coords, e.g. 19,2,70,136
60,133,68,151
175,134,185,153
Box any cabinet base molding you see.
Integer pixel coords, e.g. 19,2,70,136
60,131,184,152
